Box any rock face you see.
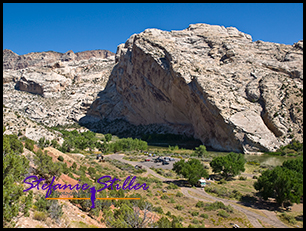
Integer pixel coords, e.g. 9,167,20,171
15,71,72,98
3,50,115,127
83,23,303,153
3,49,114,70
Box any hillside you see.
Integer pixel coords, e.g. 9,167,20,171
82,23,303,153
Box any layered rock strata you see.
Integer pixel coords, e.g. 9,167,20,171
83,23,303,153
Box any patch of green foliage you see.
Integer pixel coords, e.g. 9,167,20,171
266,139,303,156
3,134,33,227
254,157,303,207
173,158,209,186
210,152,246,179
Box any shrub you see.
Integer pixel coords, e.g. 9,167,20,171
204,201,226,211
58,156,64,162
25,138,35,151
200,213,209,219
153,206,164,214
175,205,184,210
217,210,230,218
161,195,169,200
192,218,199,224
280,213,297,225
176,191,183,197
238,176,247,180
167,183,179,190
218,179,227,184
195,201,205,208
224,205,234,213
191,211,199,216
71,162,77,169
33,211,47,221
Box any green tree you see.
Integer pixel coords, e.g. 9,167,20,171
173,158,209,186
71,162,77,169
4,134,24,154
60,138,74,153
105,133,112,143
254,158,303,207
51,139,59,149
195,145,208,157
210,152,245,179
34,149,62,181
38,137,46,148
155,216,172,228
25,138,35,151
3,135,32,226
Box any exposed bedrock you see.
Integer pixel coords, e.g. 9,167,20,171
82,23,303,153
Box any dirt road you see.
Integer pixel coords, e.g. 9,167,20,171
106,153,288,228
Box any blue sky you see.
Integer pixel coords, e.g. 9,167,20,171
3,3,303,55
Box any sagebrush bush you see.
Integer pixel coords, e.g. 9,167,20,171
167,183,179,190
33,211,47,221
195,201,205,208
191,211,199,216
200,213,209,219
175,205,184,210
153,206,164,214
176,191,183,197
217,209,230,218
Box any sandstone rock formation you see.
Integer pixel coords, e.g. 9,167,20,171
3,49,114,70
82,23,303,153
3,50,115,128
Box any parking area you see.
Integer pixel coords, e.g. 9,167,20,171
138,157,180,170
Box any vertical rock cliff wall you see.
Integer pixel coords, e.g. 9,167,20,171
83,24,303,153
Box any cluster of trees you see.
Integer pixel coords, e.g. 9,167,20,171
45,128,148,154
254,157,303,207
108,137,148,153
173,158,209,186
210,152,246,180
33,149,68,181
266,139,303,156
59,130,98,152
3,133,33,227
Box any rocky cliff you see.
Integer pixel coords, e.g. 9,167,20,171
3,49,115,137
3,49,114,70
82,23,303,153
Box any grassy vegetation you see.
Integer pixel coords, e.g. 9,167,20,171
6,125,302,228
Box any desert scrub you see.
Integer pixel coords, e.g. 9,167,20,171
175,205,184,210
203,201,233,213
195,201,205,208
218,210,230,218
176,191,184,197
166,182,179,190
279,213,297,225
153,206,164,214
200,213,209,219
161,194,169,200
33,211,48,221
191,211,199,216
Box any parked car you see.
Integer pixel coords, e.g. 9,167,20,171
155,157,163,162
145,159,151,162
162,160,169,165
135,165,142,169
169,157,175,161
